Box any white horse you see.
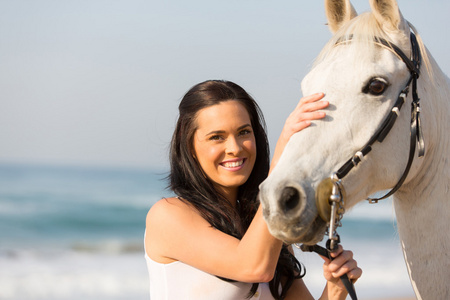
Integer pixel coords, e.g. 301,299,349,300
259,0,449,299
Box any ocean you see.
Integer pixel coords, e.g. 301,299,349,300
0,163,415,299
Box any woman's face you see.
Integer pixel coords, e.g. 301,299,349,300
193,100,257,198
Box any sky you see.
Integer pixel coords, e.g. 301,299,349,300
1,0,449,171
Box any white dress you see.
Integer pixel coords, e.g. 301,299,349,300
145,252,275,300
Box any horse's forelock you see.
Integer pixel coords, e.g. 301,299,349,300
314,13,385,66
313,12,432,79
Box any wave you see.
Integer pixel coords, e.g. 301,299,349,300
0,247,149,300
0,239,414,300
70,240,144,254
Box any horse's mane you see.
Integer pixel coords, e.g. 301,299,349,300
313,12,433,79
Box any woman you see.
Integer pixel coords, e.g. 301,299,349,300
145,80,361,299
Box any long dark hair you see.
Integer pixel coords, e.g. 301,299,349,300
169,80,304,299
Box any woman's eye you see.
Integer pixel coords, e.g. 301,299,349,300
209,135,222,141
239,129,251,136
363,78,388,96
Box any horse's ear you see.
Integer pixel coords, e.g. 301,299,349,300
370,0,408,32
325,0,358,33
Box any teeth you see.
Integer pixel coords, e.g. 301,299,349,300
223,160,243,168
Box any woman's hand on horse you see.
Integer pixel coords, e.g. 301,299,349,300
270,93,328,172
283,92,328,139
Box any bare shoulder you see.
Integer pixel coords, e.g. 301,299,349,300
145,197,209,262
146,197,202,226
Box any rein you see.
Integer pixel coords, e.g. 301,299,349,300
298,32,424,300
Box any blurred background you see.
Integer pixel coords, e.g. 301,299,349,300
1,0,448,299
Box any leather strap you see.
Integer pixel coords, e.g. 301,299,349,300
299,243,358,300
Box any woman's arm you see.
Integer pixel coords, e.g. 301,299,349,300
283,246,315,300
146,198,281,283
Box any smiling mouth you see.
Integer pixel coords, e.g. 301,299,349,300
221,159,245,168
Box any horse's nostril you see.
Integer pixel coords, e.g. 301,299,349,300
280,187,301,214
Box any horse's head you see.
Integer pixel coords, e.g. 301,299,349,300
259,0,427,244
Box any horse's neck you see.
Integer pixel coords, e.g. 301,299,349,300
393,169,449,298
392,62,450,298
402,56,450,203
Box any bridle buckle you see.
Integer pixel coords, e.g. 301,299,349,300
351,151,364,166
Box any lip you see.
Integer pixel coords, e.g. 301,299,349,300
219,158,246,171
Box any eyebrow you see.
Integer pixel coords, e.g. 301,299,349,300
205,124,252,136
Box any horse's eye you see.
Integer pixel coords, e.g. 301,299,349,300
363,78,388,95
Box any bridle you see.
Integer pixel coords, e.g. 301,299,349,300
333,31,424,203
299,31,424,300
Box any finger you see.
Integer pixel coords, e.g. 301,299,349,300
293,105,328,117
330,259,358,278
346,266,363,283
318,245,344,264
300,92,325,103
284,112,325,134
305,100,329,110
329,245,344,258
294,111,326,121
328,250,352,272
296,93,325,108
295,101,329,115
298,95,329,106
296,100,329,113
319,255,331,266
290,121,312,133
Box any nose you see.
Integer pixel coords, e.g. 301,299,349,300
278,186,303,216
226,137,242,155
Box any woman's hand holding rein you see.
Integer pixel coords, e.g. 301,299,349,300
318,245,363,300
